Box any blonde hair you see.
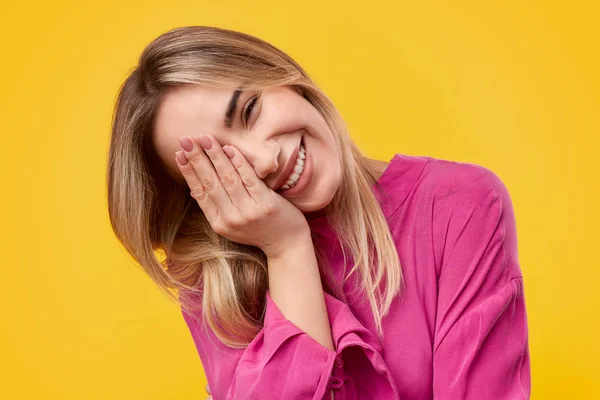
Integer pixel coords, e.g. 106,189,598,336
107,25,402,348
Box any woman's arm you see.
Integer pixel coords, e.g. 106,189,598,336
266,230,334,351
182,239,402,400
431,163,531,399
178,135,400,398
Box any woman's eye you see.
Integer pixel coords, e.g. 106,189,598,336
243,95,259,125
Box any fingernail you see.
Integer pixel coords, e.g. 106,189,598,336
198,134,212,150
178,136,194,152
223,146,235,159
175,150,188,165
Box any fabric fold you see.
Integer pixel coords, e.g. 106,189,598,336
181,289,401,399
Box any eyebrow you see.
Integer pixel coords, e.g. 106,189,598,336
224,86,243,128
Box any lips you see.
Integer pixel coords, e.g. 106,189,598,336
273,137,303,191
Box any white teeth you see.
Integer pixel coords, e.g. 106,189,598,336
279,142,306,190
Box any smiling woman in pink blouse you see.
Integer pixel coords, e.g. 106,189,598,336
107,25,531,399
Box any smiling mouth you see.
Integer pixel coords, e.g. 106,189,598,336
275,136,306,192
279,143,306,190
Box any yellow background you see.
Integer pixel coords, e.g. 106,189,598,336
2,1,598,398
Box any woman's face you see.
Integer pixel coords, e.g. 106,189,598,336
153,84,342,213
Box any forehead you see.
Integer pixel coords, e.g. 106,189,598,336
152,84,234,175
154,84,232,142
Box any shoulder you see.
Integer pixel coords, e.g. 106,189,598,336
418,157,521,279
381,154,523,286
379,154,512,218
421,156,511,209
384,153,518,256
414,156,515,243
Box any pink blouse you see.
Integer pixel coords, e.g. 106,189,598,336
181,154,531,399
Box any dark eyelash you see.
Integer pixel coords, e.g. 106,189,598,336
243,95,258,124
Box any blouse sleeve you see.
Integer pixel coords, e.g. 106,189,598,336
181,288,400,399
431,165,531,399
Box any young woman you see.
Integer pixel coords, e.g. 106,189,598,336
107,26,531,399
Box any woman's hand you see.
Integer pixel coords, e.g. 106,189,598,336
175,133,310,259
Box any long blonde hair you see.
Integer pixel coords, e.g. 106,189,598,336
107,25,402,348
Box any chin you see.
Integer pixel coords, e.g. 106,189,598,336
287,162,342,213
296,199,331,213
294,181,340,213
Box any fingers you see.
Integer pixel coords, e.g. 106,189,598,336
194,134,254,208
223,144,270,202
206,383,211,395
175,133,272,229
175,136,231,221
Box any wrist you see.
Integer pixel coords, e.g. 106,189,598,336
263,227,313,261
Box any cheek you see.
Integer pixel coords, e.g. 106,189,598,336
325,155,342,183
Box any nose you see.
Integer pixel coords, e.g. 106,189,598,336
244,140,281,181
